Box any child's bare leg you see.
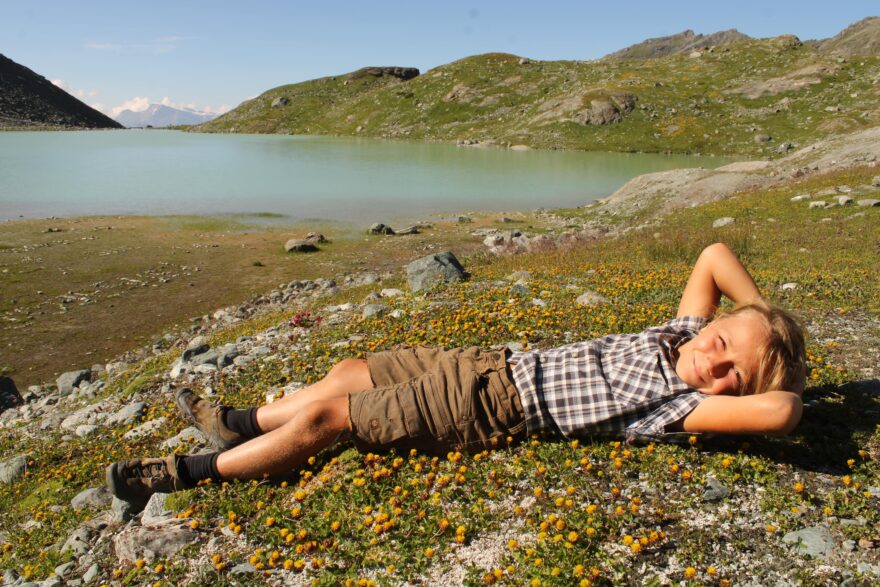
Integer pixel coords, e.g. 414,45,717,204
255,358,371,432
217,396,349,479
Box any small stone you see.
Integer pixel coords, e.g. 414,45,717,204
368,223,395,235
389,309,406,319
362,304,389,319
106,402,147,426
380,288,404,298
111,497,137,523
782,525,835,559
83,563,100,583
781,282,798,291
856,199,880,207
75,424,100,437
284,239,318,253
161,426,207,450
54,561,75,579
858,538,875,549
510,284,529,297
837,196,853,205
808,201,827,209
0,455,27,484
406,251,467,293
71,487,111,510
230,563,258,575
790,194,811,202
141,493,172,525
576,291,608,307
62,526,94,556
754,134,772,143
703,476,730,502
712,217,735,228
843,539,857,551
124,417,167,440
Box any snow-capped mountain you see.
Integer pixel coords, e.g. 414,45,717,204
115,104,217,128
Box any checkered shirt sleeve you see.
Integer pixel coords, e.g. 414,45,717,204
509,315,708,442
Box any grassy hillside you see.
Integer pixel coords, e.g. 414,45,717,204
195,37,880,158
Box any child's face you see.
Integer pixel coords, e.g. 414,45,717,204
675,312,768,396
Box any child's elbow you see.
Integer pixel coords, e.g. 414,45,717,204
762,392,803,436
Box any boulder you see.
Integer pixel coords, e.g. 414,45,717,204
304,232,327,244
857,199,880,207
406,251,467,293
571,91,636,126
113,521,199,562
0,377,23,412
0,455,27,484
284,239,318,253
57,369,91,395
271,96,289,107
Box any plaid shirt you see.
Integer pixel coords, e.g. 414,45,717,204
509,315,708,444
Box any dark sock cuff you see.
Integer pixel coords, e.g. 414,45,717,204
178,452,220,486
223,407,263,439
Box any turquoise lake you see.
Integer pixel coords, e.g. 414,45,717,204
0,130,734,223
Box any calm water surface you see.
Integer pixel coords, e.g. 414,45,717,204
0,131,735,223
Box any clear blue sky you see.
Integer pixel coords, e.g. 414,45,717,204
2,1,876,117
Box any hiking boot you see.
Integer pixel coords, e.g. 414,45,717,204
105,455,191,507
175,388,244,450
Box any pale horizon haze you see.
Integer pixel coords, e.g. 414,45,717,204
2,0,877,119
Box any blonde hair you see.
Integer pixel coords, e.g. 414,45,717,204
715,303,807,395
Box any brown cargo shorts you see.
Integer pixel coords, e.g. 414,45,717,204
348,346,526,454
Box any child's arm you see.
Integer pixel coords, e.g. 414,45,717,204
679,391,803,435
677,243,766,319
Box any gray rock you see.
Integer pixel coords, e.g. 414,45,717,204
106,402,147,426
510,284,529,297
75,424,99,437
43,578,63,587
141,493,172,525
703,475,731,502
389,309,406,319
380,288,404,298
112,521,199,562
111,497,137,523
782,525,835,559
455,215,473,223
71,487,111,510
271,96,289,108
2,569,17,584
368,223,395,235
0,455,27,484
872,176,880,188
712,216,735,228
230,563,258,575
776,142,793,153
57,369,91,395
161,426,207,450
532,299,548,308
837,195,854,205
284,239,318,253
181,342,209,362
394,225,420,235
406,251,467,293
754,134,772,143
857,562,880,576
362,304,389,319
857,199,880,207
62,526,94,556
576,291,608,307
82,563,99,583
54,561,75,579
124,417,167,440
61,402,109,431
304,232,327,244
809,201,827,209
790,194,811,202
781,282,798,291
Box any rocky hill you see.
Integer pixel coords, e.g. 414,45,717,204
193,19,880,158
0,53,122,130
815,16,880,56
603,28,750,59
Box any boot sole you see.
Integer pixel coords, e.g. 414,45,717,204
174,388,237,450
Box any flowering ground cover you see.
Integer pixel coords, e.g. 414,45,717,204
0,165,878,585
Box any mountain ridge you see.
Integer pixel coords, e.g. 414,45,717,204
115,103,218,128
0,53,122,130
